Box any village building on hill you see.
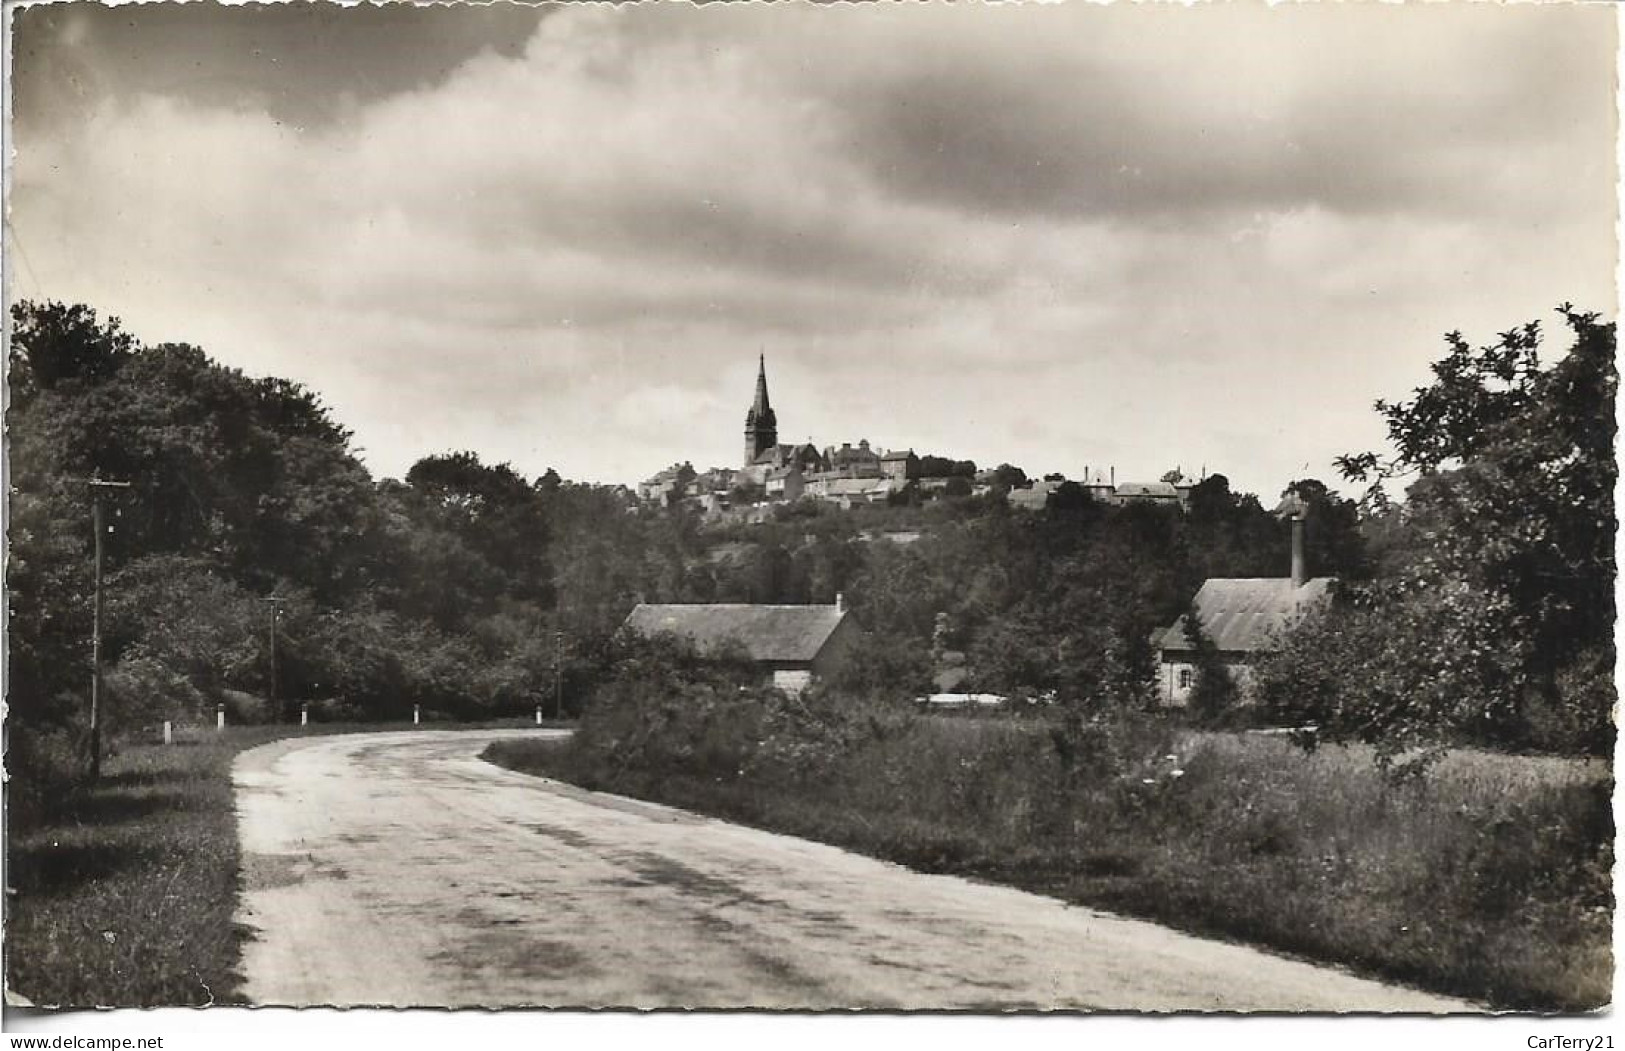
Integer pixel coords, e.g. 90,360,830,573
636,462,694,505
1153,508,1334,706
636,356,935,515
1112,480,1193,508
1009,478,1064,511
623,598,859,695
1004,468,1202,513
804,475,898,508
739,355,828,485
633,355,1214,520
823,439,883,475
763,463,805,501
881,449,917,482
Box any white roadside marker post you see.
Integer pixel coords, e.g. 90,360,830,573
162,721,172,746
301,703,308,728
413,704,421,726
216,704,225,732
535,706,542,726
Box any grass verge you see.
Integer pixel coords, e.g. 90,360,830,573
484,716,1613,1011
7,719,554,1008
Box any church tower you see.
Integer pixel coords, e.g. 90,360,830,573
744,353,778,468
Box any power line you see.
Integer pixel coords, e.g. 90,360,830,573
4,214,45,299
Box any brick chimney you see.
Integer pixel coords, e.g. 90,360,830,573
1290,514,1306,589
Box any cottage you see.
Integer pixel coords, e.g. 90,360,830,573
623,598,860,696
1154,514,1334,706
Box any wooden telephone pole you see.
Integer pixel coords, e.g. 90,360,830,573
553,629,564,722
87,476,132,781
260,596,287,721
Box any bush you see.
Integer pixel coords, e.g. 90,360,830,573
9,717,90,828
1181,609,1239,726
219,688,272,726
1522,647,1616,756
1257,594,1616,764
494,653,1616,1012
572,630,766,777
752,688,916,782
305,696,366,723
104,652,208,734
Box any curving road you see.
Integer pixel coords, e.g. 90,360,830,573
233,730,1476,1011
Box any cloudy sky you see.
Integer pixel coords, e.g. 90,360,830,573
9,2,1617,496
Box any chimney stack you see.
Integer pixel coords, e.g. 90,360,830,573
1290,514,1306,588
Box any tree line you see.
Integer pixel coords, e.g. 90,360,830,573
8,299,1613,805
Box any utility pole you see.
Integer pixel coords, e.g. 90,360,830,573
87,476,132,781
260,597,286,722
553,629,563,722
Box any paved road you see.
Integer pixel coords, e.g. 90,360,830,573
234,731,1476,1011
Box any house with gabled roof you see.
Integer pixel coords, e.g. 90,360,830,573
1154,513,1335,706
623,597,860,696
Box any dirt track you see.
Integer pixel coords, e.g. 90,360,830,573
233,730,1476,1010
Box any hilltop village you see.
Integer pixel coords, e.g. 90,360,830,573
637,356,1203,519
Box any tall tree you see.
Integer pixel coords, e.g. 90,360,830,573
1292,306,1619,753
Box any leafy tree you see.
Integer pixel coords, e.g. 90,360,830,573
1182,606,1238,725
1313,307,1618,753
402,451,553,610
991,463,1028,490
1047,480,1092,513
917,455,976,479
8,301,135,399
729,481,765,506
1280,478,1370,580
1185,473,1236,523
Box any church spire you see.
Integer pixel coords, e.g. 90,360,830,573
744,353,779,468
752,353,771,417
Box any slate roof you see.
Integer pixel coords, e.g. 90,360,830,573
624,603,847,664
1157,577,1335,654
1115,481,1181,499
819,477,892,496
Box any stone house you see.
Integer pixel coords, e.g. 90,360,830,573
1154,515,1334,706
764,463,806,501
823,439,883,476
636,462,694,504
880,449,917,482
622,598,860,696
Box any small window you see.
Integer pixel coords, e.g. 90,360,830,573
1177,668,1194,690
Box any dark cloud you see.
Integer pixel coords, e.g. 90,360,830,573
10,1,549,131
783,4,1615,222
7,3,1615,492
